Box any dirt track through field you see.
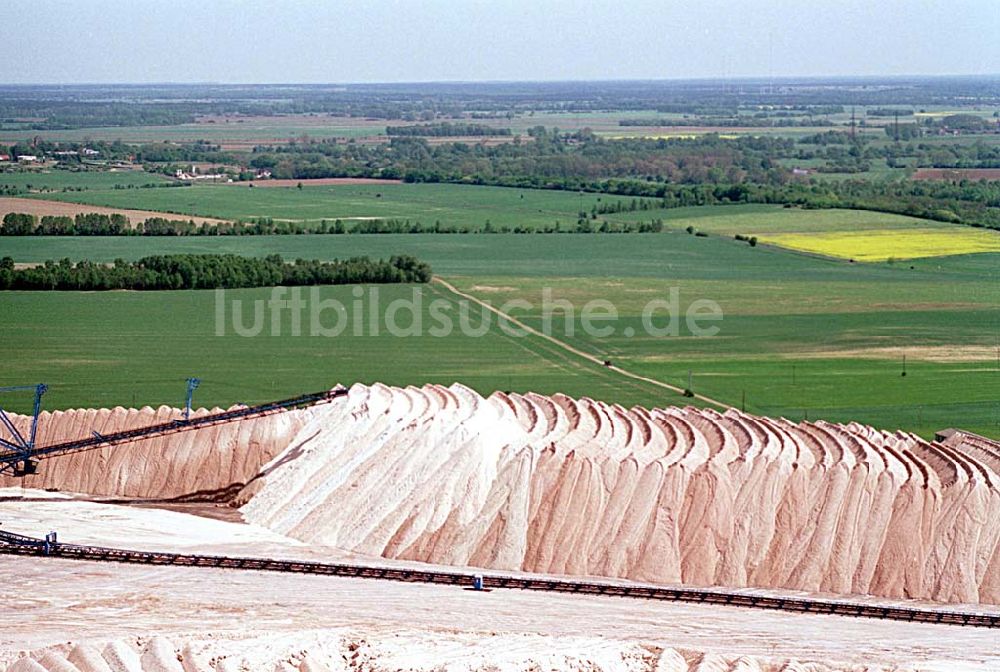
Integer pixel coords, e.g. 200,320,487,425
432,277,729,408
0,197,228,227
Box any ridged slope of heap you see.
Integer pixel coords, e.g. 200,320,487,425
243,383,1000,605
0,405,309,499
3,383,998,604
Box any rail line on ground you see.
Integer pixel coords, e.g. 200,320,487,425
2,529,996,628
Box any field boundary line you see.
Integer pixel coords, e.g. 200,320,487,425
432,277,729,409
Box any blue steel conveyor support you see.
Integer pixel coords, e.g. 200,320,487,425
0,387,347,476
183,377,201,421
0,384,47,476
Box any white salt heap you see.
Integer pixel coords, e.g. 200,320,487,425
5,383,999,605
242,383,1000,605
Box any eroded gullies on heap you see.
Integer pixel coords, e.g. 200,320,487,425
6,382,999,605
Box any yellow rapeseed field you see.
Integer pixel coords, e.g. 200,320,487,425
759,227,1000,262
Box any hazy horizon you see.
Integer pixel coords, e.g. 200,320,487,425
3,73,1000,88
3,1,998,85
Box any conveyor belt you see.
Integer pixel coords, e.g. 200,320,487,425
0,388,347,469
1,529,996,628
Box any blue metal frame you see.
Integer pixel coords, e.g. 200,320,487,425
0,384,47,475
183,377,201,421
4,387,346,475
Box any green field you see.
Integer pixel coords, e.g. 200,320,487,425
2,230,998,439
0,109,866,147
778,158,912,182
652,207,944,235
14,180,956,240
447,272,1000,438
0,284,682,416
11,179,987,263
0,119,384,146
19,181,696,229
0,169,172,191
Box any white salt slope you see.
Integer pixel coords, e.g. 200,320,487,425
242,383,1000,605
0,630,900,672
4,384,999,605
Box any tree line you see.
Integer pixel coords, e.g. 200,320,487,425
3,212,132,235
0,254,432,291
248,131,794,185
1,211,666,235
619,116,834,128
385,122,512,137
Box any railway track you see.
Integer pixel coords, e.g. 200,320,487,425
2,530,997,628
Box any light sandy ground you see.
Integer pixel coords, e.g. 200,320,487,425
0,493,997,671
0,489,298,553
0,197,227,227
469,284,520,293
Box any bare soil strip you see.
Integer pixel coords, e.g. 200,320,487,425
0,197,228,227
433,277,729,408
913,168,1000,181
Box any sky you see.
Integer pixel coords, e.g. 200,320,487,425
3,0,998,84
